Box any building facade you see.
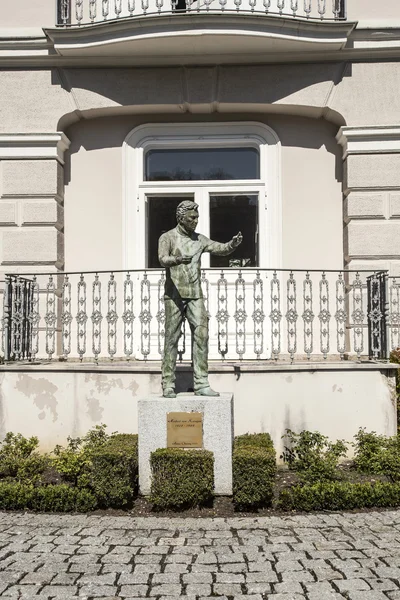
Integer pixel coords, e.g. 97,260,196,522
0,0,399,453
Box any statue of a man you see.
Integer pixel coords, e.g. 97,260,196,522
158,200,243,398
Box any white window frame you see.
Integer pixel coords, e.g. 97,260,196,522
123,122,282,270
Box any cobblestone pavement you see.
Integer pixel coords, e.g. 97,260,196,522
1,511,400,598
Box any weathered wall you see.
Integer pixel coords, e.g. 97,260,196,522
0,365,395,459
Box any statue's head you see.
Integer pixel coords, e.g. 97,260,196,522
176,200,199,233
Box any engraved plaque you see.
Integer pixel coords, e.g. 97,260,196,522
167,412,203,448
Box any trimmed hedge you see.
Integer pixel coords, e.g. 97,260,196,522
89,434,138,508
0,483,96,512
233,433,276,510
150,448,214,510
277,481,400,512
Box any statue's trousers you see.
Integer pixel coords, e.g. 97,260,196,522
162,297,209,392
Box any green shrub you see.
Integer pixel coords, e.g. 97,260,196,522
277,480,400,512
390,349,400,429
233,448,276,510
281,429,347,484
0,482,35,510
150,448,214,510
53,427,139,507
0,482,96,512
89,434,138,508
234,433,274,451
0,433,49,484
353,429,400,482
30,485,97,512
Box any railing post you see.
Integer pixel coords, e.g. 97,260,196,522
367,271,388,360
57,0,71,25
3,277,11,362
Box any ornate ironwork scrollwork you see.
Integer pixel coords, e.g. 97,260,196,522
107,273,118,360
335,272,347,358
216,270,229,359
61,275,72,359
139,272,152,359
234,270,247,359
351,272,365,359
122,273,135,359
270,271,282,361
45,276,57,360
318,272,331,359
252,270,265,359
77,274,88,361
302,272,314,359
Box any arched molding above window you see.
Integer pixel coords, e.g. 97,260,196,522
123,121,282,270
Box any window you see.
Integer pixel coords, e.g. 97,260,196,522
124,122,281,271
145,147,259,181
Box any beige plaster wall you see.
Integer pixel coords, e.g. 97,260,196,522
0,366,395,458
64,114,343,272
344,154,400,273
1,62,400,137
346,0,400,23
0,0,54,30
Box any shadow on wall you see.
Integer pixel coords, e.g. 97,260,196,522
62,112,344,186
53,63,349,132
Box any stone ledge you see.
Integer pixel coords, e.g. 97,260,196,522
0,360,396,374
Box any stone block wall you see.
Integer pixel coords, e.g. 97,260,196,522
0,135,69,275
338,127,400,275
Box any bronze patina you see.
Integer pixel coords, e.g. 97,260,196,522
158,200,242,398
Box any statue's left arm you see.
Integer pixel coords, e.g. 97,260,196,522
201,232,243,256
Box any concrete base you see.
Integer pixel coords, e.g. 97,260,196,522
138,393,234,496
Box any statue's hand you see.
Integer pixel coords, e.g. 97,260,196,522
231,231,243,248
176,255,192,265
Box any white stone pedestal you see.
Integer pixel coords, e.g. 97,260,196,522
138,393,233,496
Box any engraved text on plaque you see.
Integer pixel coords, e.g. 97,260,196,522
167,412,203,448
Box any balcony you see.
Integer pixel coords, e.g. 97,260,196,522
2,267,397,365
47,0,352,64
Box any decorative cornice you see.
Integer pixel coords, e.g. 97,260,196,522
0,133,71,164
336,126,400,159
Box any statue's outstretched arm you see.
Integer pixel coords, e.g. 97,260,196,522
203,231,243,256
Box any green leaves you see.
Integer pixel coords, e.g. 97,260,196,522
281,429,347,484
233,433,276,510
150,449,214,510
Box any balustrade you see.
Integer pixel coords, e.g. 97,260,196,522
57,0,345,25
1,268,395,363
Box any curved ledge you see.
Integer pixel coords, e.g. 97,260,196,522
45,14,355,63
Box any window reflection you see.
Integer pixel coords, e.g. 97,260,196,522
145,148,259,181
210,195,258,268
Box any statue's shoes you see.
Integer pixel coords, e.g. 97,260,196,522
163,389,176,398
194,387,220,397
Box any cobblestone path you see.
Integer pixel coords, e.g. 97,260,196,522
0,511,400,598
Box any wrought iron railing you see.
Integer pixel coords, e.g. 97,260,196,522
2,268,397,364
57,0,346,26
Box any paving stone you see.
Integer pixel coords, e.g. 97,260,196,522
78,585,118,596
185,584,212,596
345,592,390,600
183,573,213,584
118,585,148,597
334,578,372,592
148,584,182,595
213,583,243,595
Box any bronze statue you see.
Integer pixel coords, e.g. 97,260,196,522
158,200,243,398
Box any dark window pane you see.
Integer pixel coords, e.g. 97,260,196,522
147,196,193,268
210,195,258,268
145,148,259,181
